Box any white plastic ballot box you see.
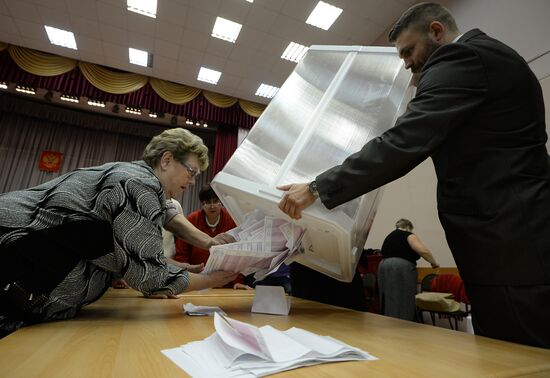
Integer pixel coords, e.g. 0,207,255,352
212,45,413,282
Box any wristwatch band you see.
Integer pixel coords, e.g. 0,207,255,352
308,180,319,198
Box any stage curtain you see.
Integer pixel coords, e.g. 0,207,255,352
149,77,201,104
202,90,238,108
238,99,266,118
8,45,76,76
78,61,148,94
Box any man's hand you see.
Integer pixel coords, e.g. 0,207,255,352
211,233,236,246
277,183,317,220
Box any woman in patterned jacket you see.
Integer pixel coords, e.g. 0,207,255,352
0,128,237,336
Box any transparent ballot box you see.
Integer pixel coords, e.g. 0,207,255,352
212,45,413,282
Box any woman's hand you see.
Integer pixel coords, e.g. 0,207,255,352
211,233,236,246
233,283,253,290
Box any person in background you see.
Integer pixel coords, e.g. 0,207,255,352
378,218,439,321
277,2,550,348
162,199,204,273
0,128,237,337
175,184,251,290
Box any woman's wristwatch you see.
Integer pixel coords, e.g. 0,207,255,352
308,180,319,198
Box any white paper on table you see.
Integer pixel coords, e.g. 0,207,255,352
183,302,226,316
162,313,377,377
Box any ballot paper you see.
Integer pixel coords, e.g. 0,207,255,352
203,211,305,281
183,303,226,316
162,313,377,377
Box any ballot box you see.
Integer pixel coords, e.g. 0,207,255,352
212,45,413,282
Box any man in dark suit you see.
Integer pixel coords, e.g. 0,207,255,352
278,2,550,348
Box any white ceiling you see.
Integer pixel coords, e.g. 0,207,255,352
0,0,418,105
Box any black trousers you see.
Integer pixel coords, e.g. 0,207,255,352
0,220,113,322
290,262,367,312
465,283,550,348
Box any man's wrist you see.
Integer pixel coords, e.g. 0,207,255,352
308,180,319,198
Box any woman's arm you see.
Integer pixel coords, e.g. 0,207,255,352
164,213,235,249
407,234,440,268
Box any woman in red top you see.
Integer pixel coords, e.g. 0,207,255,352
175,184,249,289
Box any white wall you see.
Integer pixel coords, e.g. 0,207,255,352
366,0,550,268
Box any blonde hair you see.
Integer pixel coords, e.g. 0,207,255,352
395,218,414,231
143,128,209,170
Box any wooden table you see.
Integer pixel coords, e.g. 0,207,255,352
1,288,549,377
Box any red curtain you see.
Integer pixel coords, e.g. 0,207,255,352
212,124,238,176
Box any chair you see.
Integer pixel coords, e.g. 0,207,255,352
362,272,380,314
416,274,470,330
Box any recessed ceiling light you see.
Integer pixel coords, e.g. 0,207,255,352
0,82,7,90
44,26,77,50
245,0,253,2
281,42,309,63
129,48,152,67
211,17,242,43
305,1,342,31
198,67,222,85
255,84,279,99
127,0,157,18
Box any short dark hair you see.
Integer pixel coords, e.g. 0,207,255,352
198,184,218,203
388,2,458,42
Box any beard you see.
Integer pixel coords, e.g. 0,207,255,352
412,37,441,74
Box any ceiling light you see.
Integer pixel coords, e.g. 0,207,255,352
87,99,105,107
148,112,158,118
127,0,157,18
0,82,8,90
129,48,152,67
125,106,142,115
255,84,279,99
15,85,36,94
245,0,253,2
281,42,309,63
211,17,242,43
44,25,78,50
203,123,208,128
60,94,79,103
305,1,342,31
198,67,222,85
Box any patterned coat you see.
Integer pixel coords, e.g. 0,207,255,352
0,161,189,321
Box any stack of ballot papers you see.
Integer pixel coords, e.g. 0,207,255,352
203,211,305,281
162,313,377,377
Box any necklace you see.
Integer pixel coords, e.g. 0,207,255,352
205,214,220,228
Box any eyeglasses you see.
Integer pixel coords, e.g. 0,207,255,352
202,199,221,206
180,160,200,178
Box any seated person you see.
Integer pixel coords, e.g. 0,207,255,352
175,184,250,290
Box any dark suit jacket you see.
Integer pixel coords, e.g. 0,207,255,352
316,29,550,286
